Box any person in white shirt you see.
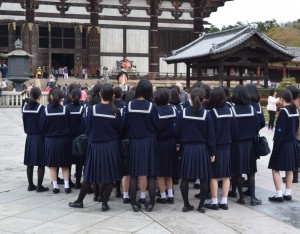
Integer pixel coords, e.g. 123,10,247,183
267,89,279,130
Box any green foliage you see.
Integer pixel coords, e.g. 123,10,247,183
207,25,220,33
254,19,279,32
279,77,296,88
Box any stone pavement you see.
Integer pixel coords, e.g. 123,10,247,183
1,108,300,234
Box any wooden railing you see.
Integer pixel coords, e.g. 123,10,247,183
0,91,49,107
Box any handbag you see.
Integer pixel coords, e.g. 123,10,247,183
254,134,271,159
120,139,129,159
72,134,88,157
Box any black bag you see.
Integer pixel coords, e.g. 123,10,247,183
120,139,129,159
254,134,271,159
72,134,88,157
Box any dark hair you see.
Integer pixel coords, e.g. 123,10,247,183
287,86,299,101
70,88,81,105
169,87,181,105
113,86,123,99
209,87,226,108
50,86,64,107
191,87,204,111
154,88,170,106
88,84,102,106
201,84,211,100
100,83,120,115
245,84,260,102
269,89,276,97
220,86,230,99
68,83,79,94
192,81,203,89
28,87,42,109
134,79,153,102
279,89,296,113
117,71,128,84
231,85,250,105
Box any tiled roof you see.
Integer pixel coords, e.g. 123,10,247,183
287,47,300,62
165,26,294,63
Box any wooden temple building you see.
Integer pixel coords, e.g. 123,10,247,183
0,0,233,77
165,26,295,87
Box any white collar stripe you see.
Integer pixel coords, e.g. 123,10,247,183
282,108,300,117
45,106,66,116
159,107,176,119
213,108,233,118
22,104,42,113
183,108,207,120
128,101,152,113
70,106,83,115
257,104,262,114
232,106,254,117
93,105,116,118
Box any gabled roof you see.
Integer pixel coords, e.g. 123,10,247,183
165,26,294,63
287,47,300,62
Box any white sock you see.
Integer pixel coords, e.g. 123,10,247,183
284,189,292,196
195,179,200,184
64,180,69,189
211,197,218,204
160,192,167,199
221,197,227,204
167,189,174,198
276,190,283,197
123,192,129,198
52,181,58,189
140,192,146,199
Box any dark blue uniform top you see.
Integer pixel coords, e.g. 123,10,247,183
210,106,236,146
250,102,266,130
113,99,125,109
156,105,179,141
272,106,299,155
177,106,216,156
66,104,84,137
86,103,122,143
123,99,159,139
22,103,44,134
231,104,260,141
39,104,70,137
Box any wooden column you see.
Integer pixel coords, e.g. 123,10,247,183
74,25,82,77
263,64,268,88
186,63,191,88
25,0,35,23
149,0,159,73
219,62,224,86
193,0,204,40
282,62,287,78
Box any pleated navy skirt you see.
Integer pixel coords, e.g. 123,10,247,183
24,134,44,166
268,140,298,171
43,136,71,167
180,143,211,180
211,145,231,178
157,138,176,177
231,140,257,175
128,137,158,177
83,140,123,184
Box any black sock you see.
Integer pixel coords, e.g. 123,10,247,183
75,163,83,184
130,176,138,205
231,175,236,193
102,183,114,205
77,181,90,202
199,179,208,208
115,181,121,193
147,176,156,205
27,166,34,187
248,173,255,199
236,175,244,199
93,182,99,198
37,166,45,187
99,184,104,199
180,179,190,207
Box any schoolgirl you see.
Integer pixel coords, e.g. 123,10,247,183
69,83,123,211
230,85,261,206
268,89,299,202
154,88,178,204
177,87,215,213
113,86,125,109
66,88,85,189
40,87,71,194
22,87,48,192
123,79,159,212
205,87,236,210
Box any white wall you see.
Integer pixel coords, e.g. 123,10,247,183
101,28,123,53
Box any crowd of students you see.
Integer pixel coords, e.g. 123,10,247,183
22,72,300,213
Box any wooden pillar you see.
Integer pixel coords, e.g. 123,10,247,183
74,25,82,77
193,0,203,78
25,0,35,23
227,80,230,88
8,22,16,52
263,64,268,88
186,63,191,88
256,66,260,86
48,23,52,75
149,0,159,73
282,63,287,78
219,62,224,86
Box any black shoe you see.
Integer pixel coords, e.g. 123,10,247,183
197,206,205,213
57,177,64,185
268,196,284,202
53,188,60,194
132,203,141,212
242,179,249,187
36,186,49,193
93,196,99,202
87,186,94,194
182,205,194,212
98,196,103,202
251,197,262,206
219,203,229,210
194,184,200,189
69,181,75,188
194,192,211,200
145,202,154,212
195,193,201,199
237,198,245,205
28,185,37,191
156,198,167,204
116,189,122,198
101,204,110,212
123,198,131,204
204,203,219,210
75,183,81,189
168,197,175,204
283,195,292,201
243,189,251,197
65,188,72,194
69,200,83,208
138,198,146,204
228,191,237,198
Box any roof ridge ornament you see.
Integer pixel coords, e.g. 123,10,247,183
15,38,23,49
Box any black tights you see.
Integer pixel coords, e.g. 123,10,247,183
75,163,83,184
93,183,104,200
268,111,276,129
130,176,156,205
27,166,45,187
180,179,208,208
247,173,256,200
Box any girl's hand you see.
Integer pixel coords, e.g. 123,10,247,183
176,144,180,152
211,155,215,163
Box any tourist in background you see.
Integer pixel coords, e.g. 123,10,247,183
267,89,279,131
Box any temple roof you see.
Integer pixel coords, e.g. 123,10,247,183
287,47,300,62
165,26,295,63
0,50,33,57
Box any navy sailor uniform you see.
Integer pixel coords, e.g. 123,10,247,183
22,103,45,166
210,106,236,178
268,106,299,171
231,104,260,175
123,99,159,176
251,102,266,129
177,107,216,180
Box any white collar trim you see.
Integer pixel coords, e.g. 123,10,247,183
183,108,207,120
45,106,66,116
128,101,152,113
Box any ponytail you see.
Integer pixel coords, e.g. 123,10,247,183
191,87,205,112
290,100,297,114
192,96,202,111
52,94,60,107
28,87,41,109
28,98,38,109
